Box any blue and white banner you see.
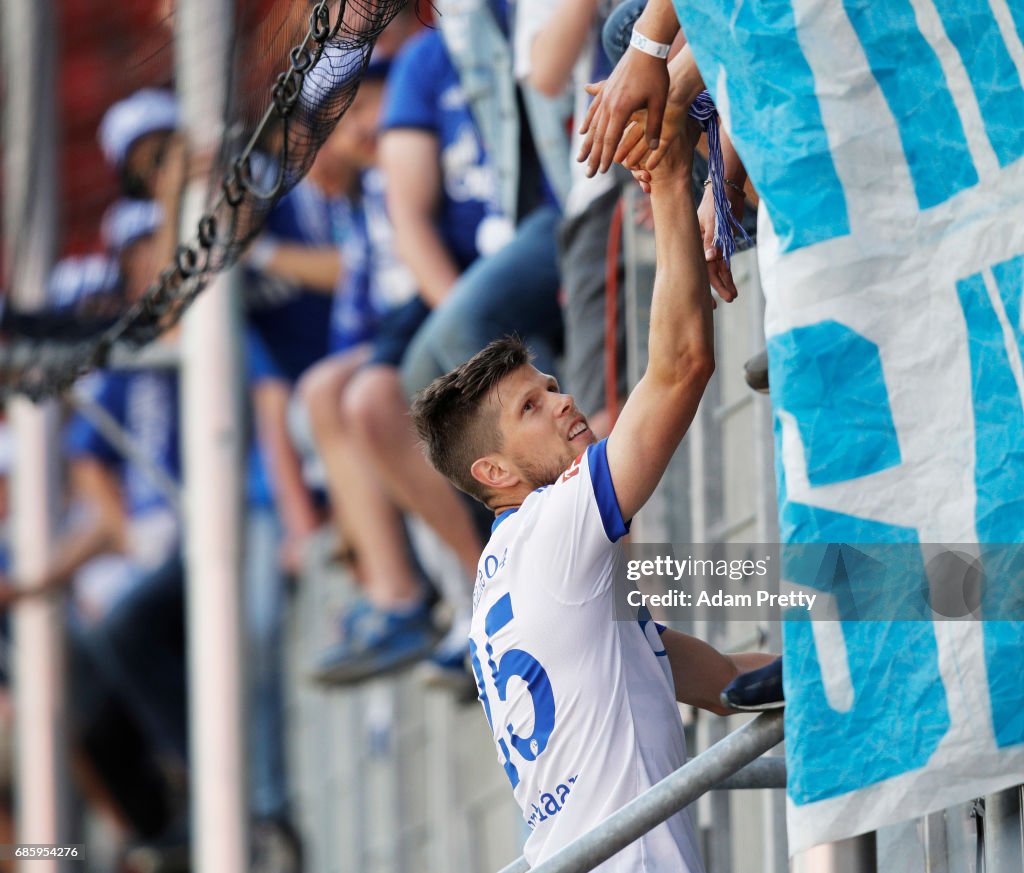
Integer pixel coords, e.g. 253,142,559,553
672,0,1024,854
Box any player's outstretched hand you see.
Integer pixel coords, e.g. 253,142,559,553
696,181,743,302
610,94,687,181
643,118,720,308
577,47,669,178
647,115,700,184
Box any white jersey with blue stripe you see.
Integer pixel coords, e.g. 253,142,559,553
469,439,704,872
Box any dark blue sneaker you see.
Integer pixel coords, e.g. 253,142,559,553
721,657,785,711
310,598,437,687
417,619,476,700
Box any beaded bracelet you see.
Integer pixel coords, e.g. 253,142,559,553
704,178,745,195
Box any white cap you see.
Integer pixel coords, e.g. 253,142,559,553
98,89,179,168
46,255,121,308
300,43,365,115
101,199,164,254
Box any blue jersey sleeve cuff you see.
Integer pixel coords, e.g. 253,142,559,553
245,328,286,383
587,438,631,542
64,418,116,464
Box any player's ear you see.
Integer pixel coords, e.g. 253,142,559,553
471,454,517,492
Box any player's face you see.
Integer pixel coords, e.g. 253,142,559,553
492,365,596,489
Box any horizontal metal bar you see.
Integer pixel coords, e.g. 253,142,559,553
708,512,758,542
722,626,770,652
496,711,784,873
106,341,181,371
712,394,753,423
716,755,786,790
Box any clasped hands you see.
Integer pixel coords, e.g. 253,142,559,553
575,52,742,301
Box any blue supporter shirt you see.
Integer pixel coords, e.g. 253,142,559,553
329,169,416,354
381,29,493,271
244,177,350,382
65,370,180,520
329,185,377,354
243,330,279,510
242,329,329,511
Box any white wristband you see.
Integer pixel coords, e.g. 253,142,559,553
630,27,671,60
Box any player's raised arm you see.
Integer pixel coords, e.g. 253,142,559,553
605,119,713,522
658,628,779,715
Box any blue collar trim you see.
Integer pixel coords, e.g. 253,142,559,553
491,508,518,533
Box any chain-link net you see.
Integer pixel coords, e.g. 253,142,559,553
0,0,411,400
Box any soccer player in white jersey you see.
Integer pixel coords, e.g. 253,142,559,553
411,121,775,871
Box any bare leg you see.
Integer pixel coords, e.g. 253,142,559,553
299,347,369,550
300,352,422,609
344,365,482,586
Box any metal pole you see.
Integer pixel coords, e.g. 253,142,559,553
984,786,1024,873
792,834,877,873
715,756,785,790
922,810,950,873
174,0,247,870
495,711,785,873
2,0,70,869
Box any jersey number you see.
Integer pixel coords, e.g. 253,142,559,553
469,593,556,789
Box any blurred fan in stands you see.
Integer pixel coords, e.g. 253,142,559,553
99,89,179,200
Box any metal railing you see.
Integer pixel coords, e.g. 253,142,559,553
495,711,785,873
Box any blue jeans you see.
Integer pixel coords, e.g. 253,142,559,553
244,505,289,820
401,206,564,397
603,0,647,65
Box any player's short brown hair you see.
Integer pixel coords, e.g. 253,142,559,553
411,336,531,504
